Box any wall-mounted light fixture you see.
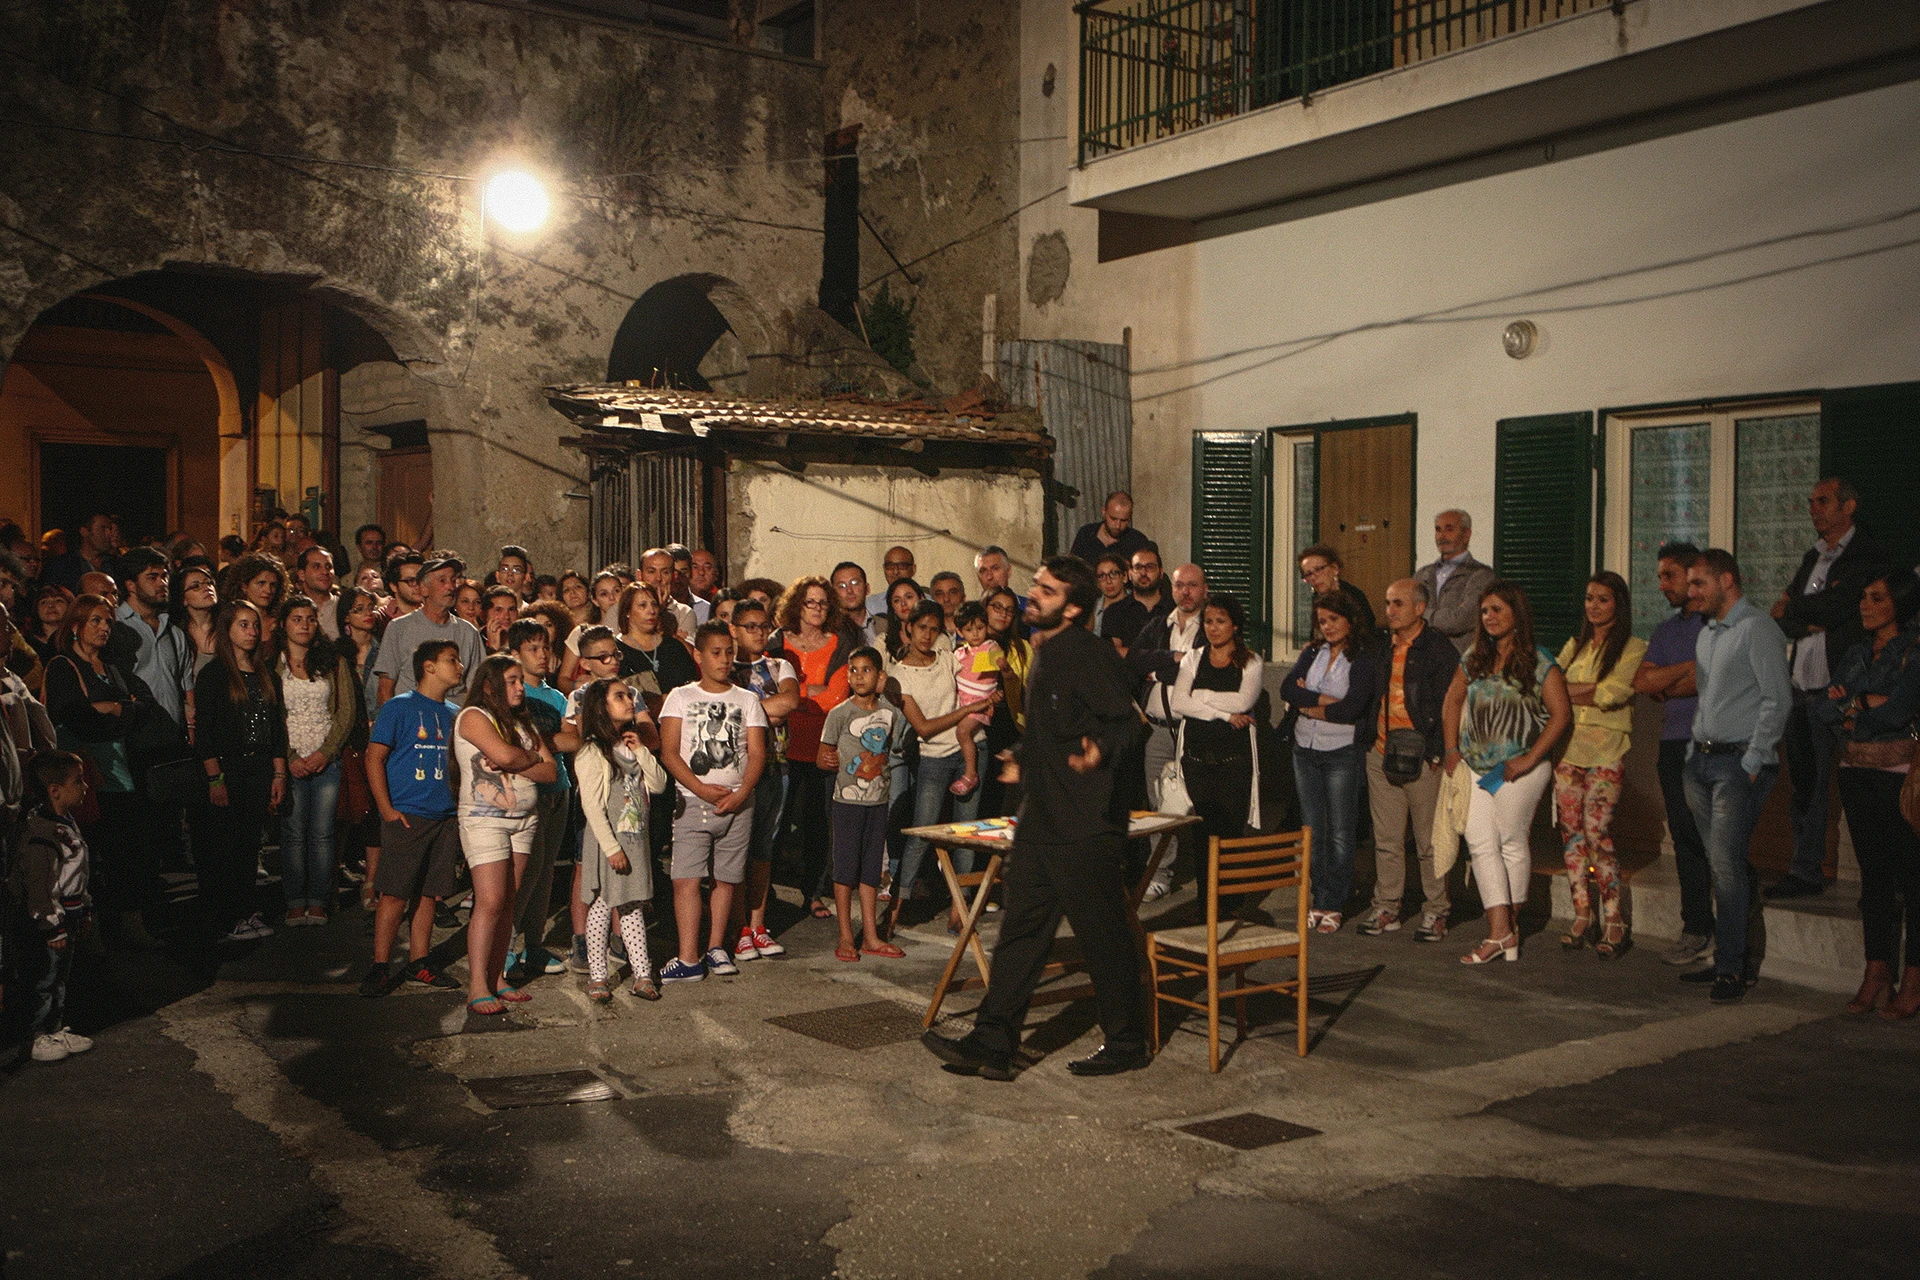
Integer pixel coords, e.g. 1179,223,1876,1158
1502,319,1539,360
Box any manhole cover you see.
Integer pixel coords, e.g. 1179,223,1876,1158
466,1069,618,1110
1177,1112,1321,1150
767,1000,924,1050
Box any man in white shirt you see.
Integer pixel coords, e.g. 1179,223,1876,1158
641,547,698,638
867,546,915,619
1767,477,1890,899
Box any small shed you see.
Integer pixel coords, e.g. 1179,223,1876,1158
547,383,1056,586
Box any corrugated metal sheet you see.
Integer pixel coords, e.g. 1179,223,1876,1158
589,453,705,570
999,340,1132,553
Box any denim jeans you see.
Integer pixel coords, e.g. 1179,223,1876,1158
897,752,983,904
281,760,341,908
1684,752,1777,978
29,931,74,1035
1294,743,1364,913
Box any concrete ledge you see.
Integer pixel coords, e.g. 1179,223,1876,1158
1549,857,1863,993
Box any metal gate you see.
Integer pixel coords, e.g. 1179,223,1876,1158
588,452,706,570
999,339,1133,554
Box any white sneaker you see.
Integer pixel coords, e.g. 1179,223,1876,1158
224,919,257,942
246,912,275,939
1143,878,1173,902
31,1034,70,1063
50,1027,93,1055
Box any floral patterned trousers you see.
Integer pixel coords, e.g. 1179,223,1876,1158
1554,761,1624,918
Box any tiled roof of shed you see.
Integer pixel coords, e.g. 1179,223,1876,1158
545,383,1049,451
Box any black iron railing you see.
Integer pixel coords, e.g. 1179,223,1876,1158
1079,0,1607,163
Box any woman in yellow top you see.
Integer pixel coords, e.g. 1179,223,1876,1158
1554,572,1647,959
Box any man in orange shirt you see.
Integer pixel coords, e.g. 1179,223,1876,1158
1356,578,1460,942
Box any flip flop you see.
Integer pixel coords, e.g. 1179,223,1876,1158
811,901,834,920
834,945,861,963
496,985,532,1003
467,995,507,1015
861,941,904,959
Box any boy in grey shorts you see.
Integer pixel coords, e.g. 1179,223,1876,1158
658,622,768,982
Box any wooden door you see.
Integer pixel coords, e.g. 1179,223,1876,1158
1316,420,1413,611
377,446,434,551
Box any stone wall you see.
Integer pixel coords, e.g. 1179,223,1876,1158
0,0,826,572
816,0,1024,395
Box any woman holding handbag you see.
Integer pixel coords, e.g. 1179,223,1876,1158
1813,570,1920,1018
1282,591,1382,933
275,597,358,927
1168,594,1266,905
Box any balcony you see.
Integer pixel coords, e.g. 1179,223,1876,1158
1073,0,1920,256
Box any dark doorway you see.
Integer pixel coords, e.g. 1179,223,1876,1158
40,441,170,545
607,277,732,390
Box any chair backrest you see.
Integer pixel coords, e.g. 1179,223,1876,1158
1206,829,1310,925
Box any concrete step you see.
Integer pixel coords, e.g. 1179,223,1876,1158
1548,858,1862,993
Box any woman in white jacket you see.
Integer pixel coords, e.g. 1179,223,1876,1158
573,678,670,1001
1167,595,1265,903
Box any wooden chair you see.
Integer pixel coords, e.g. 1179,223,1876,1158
1147,829,1311,1071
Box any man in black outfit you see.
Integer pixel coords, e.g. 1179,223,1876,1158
923,556,1150,1080
1069,491,1152,568
1098,543,1170,653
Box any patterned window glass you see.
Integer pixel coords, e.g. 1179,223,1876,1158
1735,414,1821,602
1290,440,1317,650
1629,424,1711,639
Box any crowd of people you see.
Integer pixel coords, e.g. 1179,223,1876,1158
2,474,1917,1069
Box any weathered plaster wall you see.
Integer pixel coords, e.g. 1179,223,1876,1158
0,0,826,572
817,0,1023,395
1016,0,1201,561
726,461,1044,591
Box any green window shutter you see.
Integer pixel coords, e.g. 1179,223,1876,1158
1822,382,1920,572
1494,412,1594,650
1191,432,1270,654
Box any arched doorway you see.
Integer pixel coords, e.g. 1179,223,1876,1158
0,268,405,553
606,273,780,396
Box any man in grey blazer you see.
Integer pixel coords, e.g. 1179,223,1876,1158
1412,509,1497,655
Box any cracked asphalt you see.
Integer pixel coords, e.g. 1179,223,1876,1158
3,873,1915,1280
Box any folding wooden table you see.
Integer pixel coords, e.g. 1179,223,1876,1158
908,812,1202,1028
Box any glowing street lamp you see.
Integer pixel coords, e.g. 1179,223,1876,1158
482,170,550,234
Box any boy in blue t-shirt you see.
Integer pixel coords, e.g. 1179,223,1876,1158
360,640,465,997
816,647,909,962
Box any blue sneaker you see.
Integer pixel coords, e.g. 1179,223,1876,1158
659,957,706,984
532,947,567,976
566,935,589,974
704,947,739,977
610,932,629,963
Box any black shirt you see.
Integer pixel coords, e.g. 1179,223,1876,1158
1099,592,1170,648
1013,623,1142,845
1069,523,1152,569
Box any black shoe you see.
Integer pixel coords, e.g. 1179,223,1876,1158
1763,876,1825,901
434,902,462,929
408,961,459,989
1709,975,1747,1003
1066,1044,1151,1077
358,963,400,998
921,1030,1013,1081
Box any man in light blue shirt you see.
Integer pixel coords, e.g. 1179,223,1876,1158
1683,548,1791,1004
112,547,194,730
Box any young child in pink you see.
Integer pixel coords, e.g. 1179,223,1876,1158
950,602,1003,796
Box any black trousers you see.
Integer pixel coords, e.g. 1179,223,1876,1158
199,756,275,930
1657,738,1714,938
1836,767,1920,967
91,790,160,915
970,834,1145,1059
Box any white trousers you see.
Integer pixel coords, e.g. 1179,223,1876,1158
1463,764,1552,910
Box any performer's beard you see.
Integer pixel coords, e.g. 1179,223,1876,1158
1025,599,1068,632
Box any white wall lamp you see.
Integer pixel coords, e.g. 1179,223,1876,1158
1502,319,1539,360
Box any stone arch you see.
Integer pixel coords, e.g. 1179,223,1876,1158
607,273,785,397
0,266,418,549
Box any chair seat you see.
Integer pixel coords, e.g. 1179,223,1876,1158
1151,921,1300,957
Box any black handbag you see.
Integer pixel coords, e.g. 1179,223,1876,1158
1382,727,1428,784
